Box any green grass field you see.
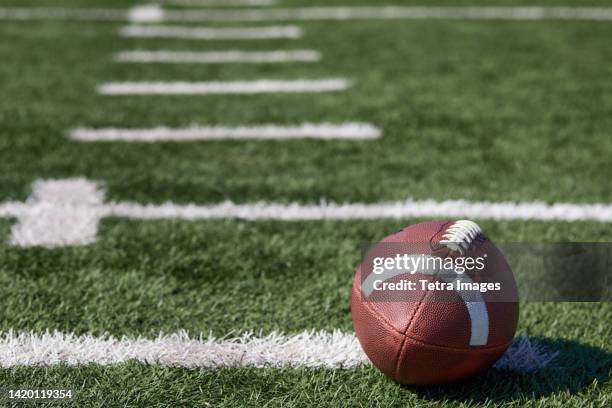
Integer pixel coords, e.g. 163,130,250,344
0,0,610,406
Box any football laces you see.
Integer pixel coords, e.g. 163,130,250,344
440,220,483,255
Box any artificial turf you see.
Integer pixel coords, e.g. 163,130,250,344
0,0,610,406
1,3,612,204
0,218,610,335
0,219,609,407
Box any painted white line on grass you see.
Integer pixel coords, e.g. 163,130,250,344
97,79,350,95
0,7,126,21
114,50,321,64
104,199,612,222
8,179,104,248
0,330,555,372
119,25,302,40
68,123,380,142
127,4,164,23
161,6,612,22
2,178,612,247
0,202,25,218
4,7,612,22
166,0,277,6
0,330,364,368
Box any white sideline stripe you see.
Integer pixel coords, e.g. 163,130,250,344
7,179,104,248
166,0,276,6
5,7,612,22
68,123,380,142
98,79,350,95
2,178,612,247
114,50,321,64
119,25,302,40
0,330,555,372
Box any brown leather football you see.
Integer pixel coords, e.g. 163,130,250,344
351,220,518,385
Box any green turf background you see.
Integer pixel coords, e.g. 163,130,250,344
0,218,611,335
1,1,611,204
0,0,610,406
0,219,610,407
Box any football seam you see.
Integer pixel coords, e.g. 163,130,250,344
393,287,429,379
399,335,513,354
360,220,454,353
354,285,510,352
394,219,457,376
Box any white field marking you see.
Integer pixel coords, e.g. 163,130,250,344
0,330,555,372
127,4,164,23
160,6,612,22
4,7,612,22
0,330,365,368
0,202,25,218
97,79,349,95
104,199,612,222
68,123,380,142
166,0,276,6
114,50,321,64
119,25,302,40
2,178,612,247
0,7,126,21
8,179,104,248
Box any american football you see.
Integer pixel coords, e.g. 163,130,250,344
0,0,610,406
352,220,519,385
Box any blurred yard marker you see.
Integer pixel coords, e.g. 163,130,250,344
166,0,276,6
0,7,126,21
114,50,321,64
97,79,350,95
103,199,612,222
155,6,612,22
127,4,164,23
3,7,612,22
119,24,303,40
68,123,380,142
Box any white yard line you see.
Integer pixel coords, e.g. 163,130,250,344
97,79,350,95
68,123,379,142
0,330,555,372
0,330,365,368
114,50,321,64
4,6,612,22
104,200,612,222
119,25,303,40
2,178,612,247
157,6,612,22
165,0,277,6
0,7,126,21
